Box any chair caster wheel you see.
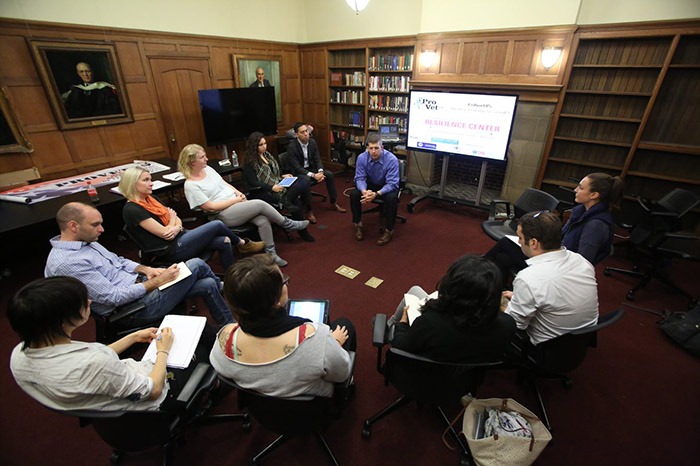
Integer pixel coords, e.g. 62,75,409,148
110,450,124,465
361,427,371,439
242,421,252,432
561,376,573,389
407,204,414,213
604,268,611,276
249,457,260,466
460,457,471,466
626,291,635,301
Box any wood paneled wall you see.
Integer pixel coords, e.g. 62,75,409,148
0,19,303,179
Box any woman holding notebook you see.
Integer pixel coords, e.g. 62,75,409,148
8,276,213,412
390,255,516,362
119,166,264,272
242,132,314,242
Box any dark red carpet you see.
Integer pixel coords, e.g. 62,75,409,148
1,178,699,465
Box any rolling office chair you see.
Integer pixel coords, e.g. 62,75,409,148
514,309,626,431
219,352,356,466
363,314,501,466
54,363,249,466
481,188,560,241
604,189,700,306
361,159,408,230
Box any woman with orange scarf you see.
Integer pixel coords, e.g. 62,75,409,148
119,166,263,271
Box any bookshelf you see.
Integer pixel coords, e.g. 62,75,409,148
538,30,700,205
367,46,414,134
328,48,367,163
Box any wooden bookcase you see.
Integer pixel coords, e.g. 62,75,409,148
538,26,700,206
328,48,367,154
367,46,414,134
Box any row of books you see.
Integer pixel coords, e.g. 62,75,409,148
330,71,366,87
369,114,407,132
368,54,414,71
330,130,364,145
368,95,408,113
331,89,364,105
368,75,410,93
348,110,364,128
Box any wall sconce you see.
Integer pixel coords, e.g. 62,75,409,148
346,0,369,14
421,50,436,69
541,46,563,70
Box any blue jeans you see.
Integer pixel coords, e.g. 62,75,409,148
171,220,240,271
136,258,234,327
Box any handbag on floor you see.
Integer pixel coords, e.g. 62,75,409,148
659,306,700,357
444,398,552,466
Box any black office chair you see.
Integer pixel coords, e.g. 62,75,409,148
362,314,500,465
54,363,250,466
361,159,408,230
515,309,626,431
219,351,356,465
604,189,700,306
279,151,328,202
481,188,560,241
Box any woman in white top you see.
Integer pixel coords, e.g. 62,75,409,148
178,144,309,267
9,276,175,412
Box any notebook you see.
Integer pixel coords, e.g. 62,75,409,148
142,314,206,369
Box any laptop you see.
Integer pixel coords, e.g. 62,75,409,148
378,124,403,143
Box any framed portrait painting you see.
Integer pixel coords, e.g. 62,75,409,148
233,54,282,122
27,39,133,130
0,87,33,154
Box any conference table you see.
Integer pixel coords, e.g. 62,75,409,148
0,158,239,237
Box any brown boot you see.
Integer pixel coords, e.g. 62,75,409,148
305,211,317,224
238,238,265,254
354,222,365,241
333,203,347,213
376,229,393,246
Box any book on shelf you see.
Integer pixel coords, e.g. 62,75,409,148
330,72,342,86
368,53,414,71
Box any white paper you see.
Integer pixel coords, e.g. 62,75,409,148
403,290,438,325
162,172,185,181
158,262,192,290
142,315,206,369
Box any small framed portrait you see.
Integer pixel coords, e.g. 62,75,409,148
27,38,133,130
0,86,33,154
233,54,282,121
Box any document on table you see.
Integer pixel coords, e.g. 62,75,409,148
158,262,192,290
142,315,206,369
162,172,185,181
403,290,438,325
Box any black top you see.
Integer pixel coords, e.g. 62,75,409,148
122,202,181,258
392,310,516,362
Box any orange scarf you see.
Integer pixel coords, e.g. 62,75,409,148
132,195,170,226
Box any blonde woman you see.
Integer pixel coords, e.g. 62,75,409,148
178,144,308,267
119,166,263,271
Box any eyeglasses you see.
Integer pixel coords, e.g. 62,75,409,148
282,275,290,286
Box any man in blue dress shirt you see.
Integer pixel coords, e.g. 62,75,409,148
351,132,400,246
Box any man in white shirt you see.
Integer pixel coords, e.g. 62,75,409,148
502,211,599,346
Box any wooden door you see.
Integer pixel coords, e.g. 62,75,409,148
149,57,212,159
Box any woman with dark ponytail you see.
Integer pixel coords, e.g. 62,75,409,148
390,255,516,362
485,173,623,286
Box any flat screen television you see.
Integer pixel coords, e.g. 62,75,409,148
406,90,518,161
198,87,277,146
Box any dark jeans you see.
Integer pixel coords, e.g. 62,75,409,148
171,220,240,271
329,317,357,352
305,171,339,206
484,237,528,288
350,183,399,231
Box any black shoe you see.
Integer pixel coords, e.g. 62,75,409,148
298,229,315,242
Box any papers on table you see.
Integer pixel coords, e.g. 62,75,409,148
162,172,185,181
158,262,192,290
403,290,438,325
142,314,206,369
110,180,171,195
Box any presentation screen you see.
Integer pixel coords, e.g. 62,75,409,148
406,90,518,161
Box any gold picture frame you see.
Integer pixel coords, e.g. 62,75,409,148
233,54,283,122
27,38,133,130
